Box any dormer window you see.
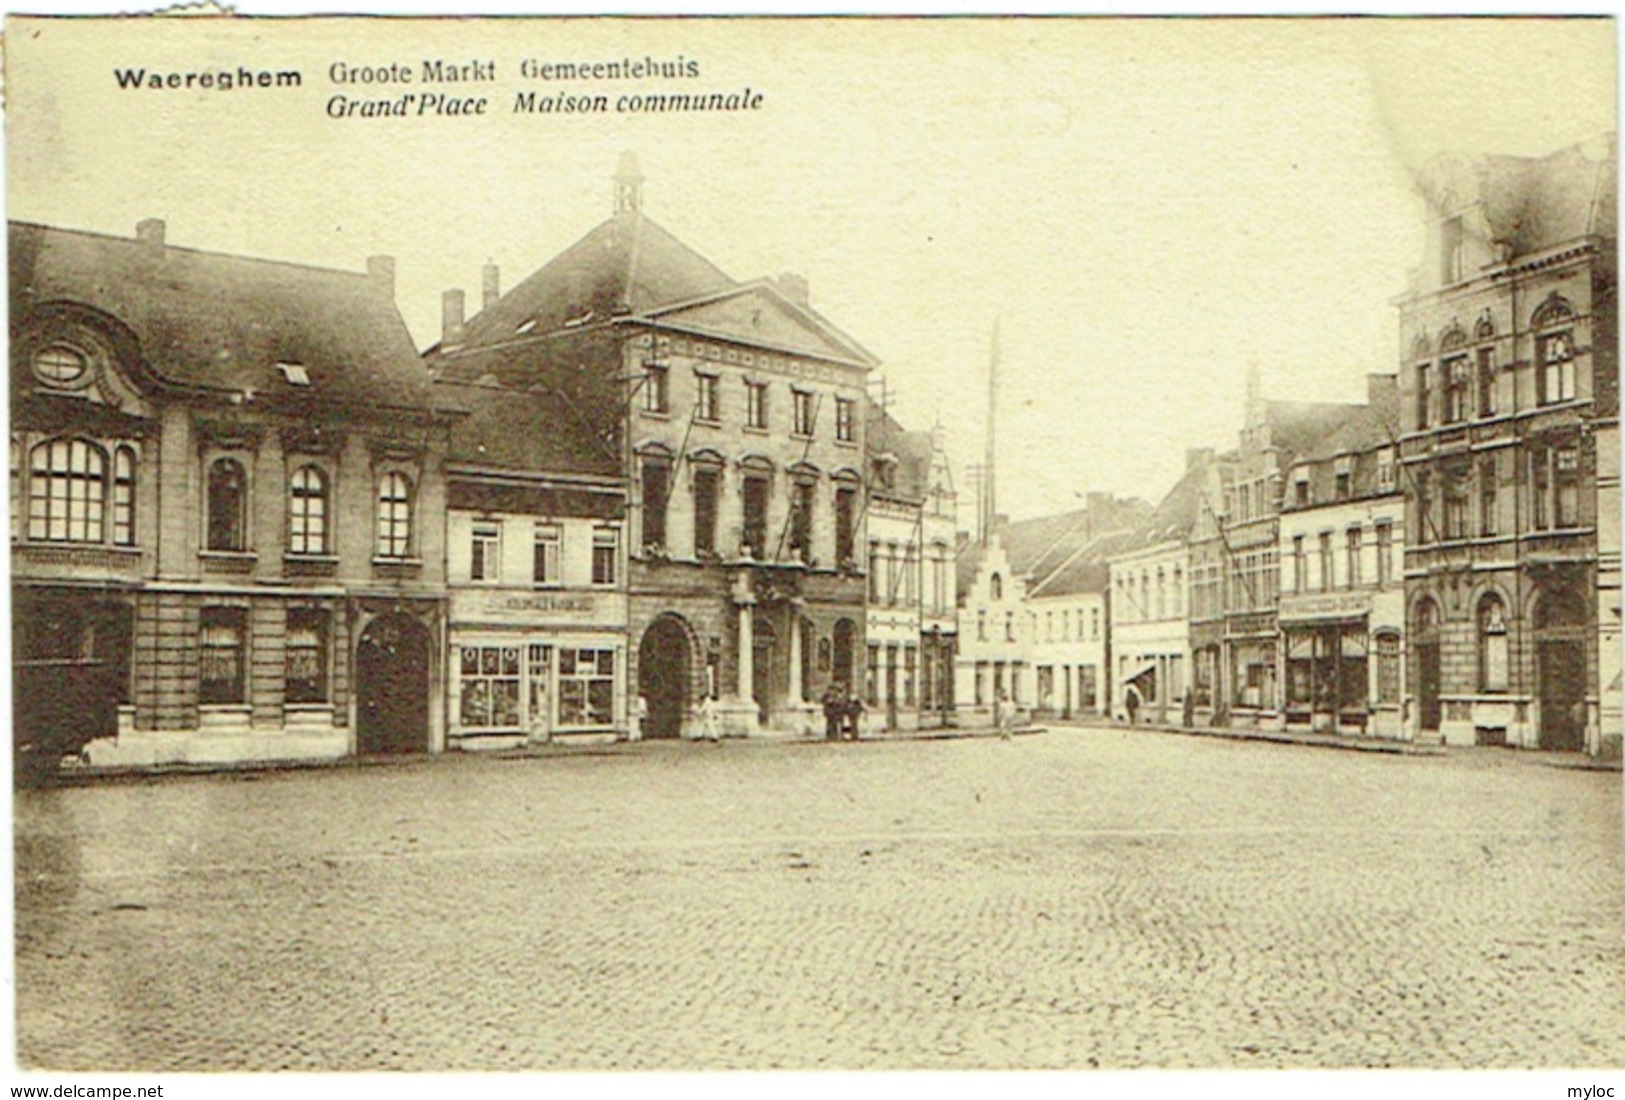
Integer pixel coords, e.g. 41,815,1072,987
33,344,88,386
1334,455,1353,500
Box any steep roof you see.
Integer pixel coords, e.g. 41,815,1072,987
9,220,444,414
1476,140,1617,257
866,403,934,503
439,379,622,480
1293,376,1401,465
1033,528,1143,597
456,211,737,348
1265,400,1367,465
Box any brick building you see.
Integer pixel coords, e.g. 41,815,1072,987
426,157,876,739
11,219,456,767
1396,138,1618,753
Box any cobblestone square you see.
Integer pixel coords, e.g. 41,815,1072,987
13,728,1624,1070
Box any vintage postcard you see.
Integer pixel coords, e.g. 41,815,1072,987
3,10,1619,1087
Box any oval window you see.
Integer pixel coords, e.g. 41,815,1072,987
33,344,88,385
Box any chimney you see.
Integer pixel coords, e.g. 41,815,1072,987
1185,446,1215,470
135,218,165,249
778,272,810,307
367,255,396,298
442,288,466,347
482,262,500,312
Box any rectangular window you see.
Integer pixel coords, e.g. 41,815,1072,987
1319,532,1333,593
745,381,768,430
558,648,615,729
285,608,329,705
1442,355,1469,424
1555,446,1581,528
1346,528,1362,588
1335,456,1353,500
695,372,720,422
866,644,880,706
904,645,917,707
835,486,857,565
470,521,501,583
591,526,618,586
1376,633,1400,704
835,397,855,443
868,541,882,601
789,480,814,564
642,365,669,414
533,523,560,586
693,467,720,556
1293,475,1310,509
641,460,670,551
1479,457,1498,537
112,448,136,548
1376,449,1395,494
1376,522,1393,586
1477,347,1496,417
792,389,815,437
742,476,769,560
1416,364,1432,429
1538,332,1576,406
1291,535,1306,592
199,606,246,706
1532,447,1550,531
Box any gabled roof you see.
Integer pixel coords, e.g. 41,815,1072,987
1032,528,1144,598
1264,400,1367,465
866,403,935,503
439,379,622,480
9,220,444,414
1292,376,1401,466
455,212,737,349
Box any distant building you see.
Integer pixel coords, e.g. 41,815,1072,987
956,495,1148,726
1277,376,1408,739
1396,138,1617,754
438,381,629,748
1108,448,1232,725
10,218,457,767
427,156,877,739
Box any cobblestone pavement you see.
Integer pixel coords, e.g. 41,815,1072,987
14,726,1624,1070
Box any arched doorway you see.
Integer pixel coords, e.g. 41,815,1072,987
638,615,692,739
832,618,857,689
1535,584,1588,751
1413,598,1442,735
356,613,431,755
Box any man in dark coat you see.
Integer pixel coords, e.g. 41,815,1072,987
822,682,845,742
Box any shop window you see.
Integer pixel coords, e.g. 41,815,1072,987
206,457,247,551
470,521,501,582
113,447,136,547
288,465,327,555
591,526,618,586
1478,595,1510,692
693,467,720,557
533,523,560,586
376,472,413,558
285,608,329,704
558,648,615,729
199,607,246,705
460,643,522,730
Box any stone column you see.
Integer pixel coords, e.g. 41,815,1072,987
787,612,803,703
737,598,755,703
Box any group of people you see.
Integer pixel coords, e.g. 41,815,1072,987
820,682,867,741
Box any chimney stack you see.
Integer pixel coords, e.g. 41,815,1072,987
367,255,396,298
482,262,500,312
136,218,166,249
778,272,810,307
442,288,466,347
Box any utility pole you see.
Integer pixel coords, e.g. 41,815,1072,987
983,317,1001,546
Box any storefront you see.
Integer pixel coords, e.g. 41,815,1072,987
1224,612,1278,718
1280,591,1404,737
448,588,627,748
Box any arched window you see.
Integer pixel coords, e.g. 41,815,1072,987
289,465,329,555
1478,594,1509,693
1534,295,1577,406
112,447,136,547
206,457,248,552
377,472,413,559
990,573,1002,601
30,438,107,543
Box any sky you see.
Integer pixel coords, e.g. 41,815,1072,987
3,15,1615,526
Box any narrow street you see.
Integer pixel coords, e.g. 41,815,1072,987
15,727,1623,1070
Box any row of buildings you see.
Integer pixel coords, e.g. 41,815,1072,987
10,157,963,767
11,141,1618,766
954,138,1619,757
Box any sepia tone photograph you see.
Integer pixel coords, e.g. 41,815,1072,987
2,9,1620,1083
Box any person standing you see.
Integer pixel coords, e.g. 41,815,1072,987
997,688,1014,741
822,682,845,742
844,688,866,741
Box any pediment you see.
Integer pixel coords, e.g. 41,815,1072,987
649,284,872,365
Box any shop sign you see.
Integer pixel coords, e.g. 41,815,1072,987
453,588,619,625
1279,592,1372,622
